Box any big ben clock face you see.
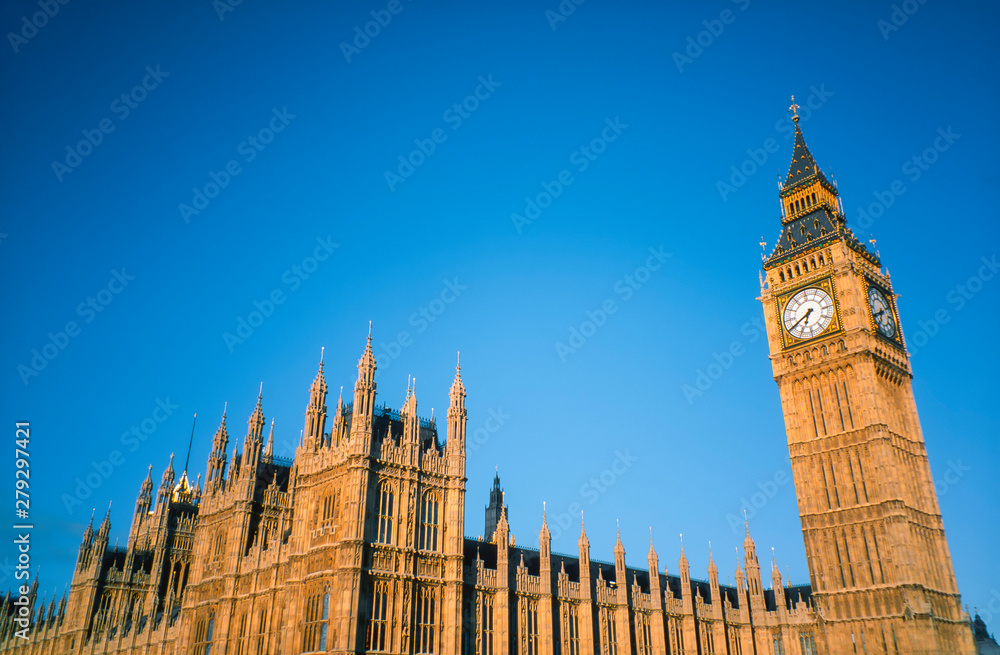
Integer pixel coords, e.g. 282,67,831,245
782,287,835,339
867,286,896,338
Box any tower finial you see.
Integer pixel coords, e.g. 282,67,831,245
320,346,325,366
789,94,800,122
258,381,263,399
368,320,372,340
223,401,227,419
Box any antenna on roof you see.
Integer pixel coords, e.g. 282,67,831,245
183,414,197,474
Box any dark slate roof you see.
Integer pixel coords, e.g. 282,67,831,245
763,205,879,269
784,120,830,191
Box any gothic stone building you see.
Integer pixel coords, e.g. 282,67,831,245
0,109,978,654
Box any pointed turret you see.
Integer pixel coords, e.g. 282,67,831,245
707,541,720,591
678,534,690,590
227,442,240,485
97,502,112,542
735,548,746,594
331,386,344,445
350,325,378,443
578,514,591,570
782,100,830,192
485,470,507,542
401,377,419,446
305,349,328,450
614,521,626,572
265,418,275,459
206,404,230,486
135,465,153,514
743,519,763,597
647,529,659,576
446,353,467,457
82,509,95,545
539,505,551,560
771,549,786,610
157,454,176,506
243,385,265,468
766,96,877,269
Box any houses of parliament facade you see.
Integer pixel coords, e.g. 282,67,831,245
0,108,981,654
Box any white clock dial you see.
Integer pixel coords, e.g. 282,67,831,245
782,287,834,339
868,286,896,338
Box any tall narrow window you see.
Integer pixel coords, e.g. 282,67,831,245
524,599,538,655
302,589,330,652
566,605,580,655
377,483,394,544
636,612,652,655
202,617,215,655
367,581,390,652
419,492,439,551
602,608,618,655
255,609,267,655
480,595,494,655
320,593,330,650
415,586,436,654
235,614,247,655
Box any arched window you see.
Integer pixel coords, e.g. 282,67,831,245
367,581,390,652
320,592,330,650
194,615,215,655
419,492,439,551
254,608,267,655
415,586,436,654
303,588,331,652
377,483,394,544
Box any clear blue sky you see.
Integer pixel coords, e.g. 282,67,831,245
2,0,998,622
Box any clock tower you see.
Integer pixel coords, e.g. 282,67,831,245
758,100,974,654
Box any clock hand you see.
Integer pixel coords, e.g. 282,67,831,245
790,308,813,331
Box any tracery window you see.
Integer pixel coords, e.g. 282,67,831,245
377,483,394,544
415,586,436,653
302,589,331,652
366,581,390,652
419,492,439,551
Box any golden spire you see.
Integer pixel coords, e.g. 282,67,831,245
789,94,800,122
